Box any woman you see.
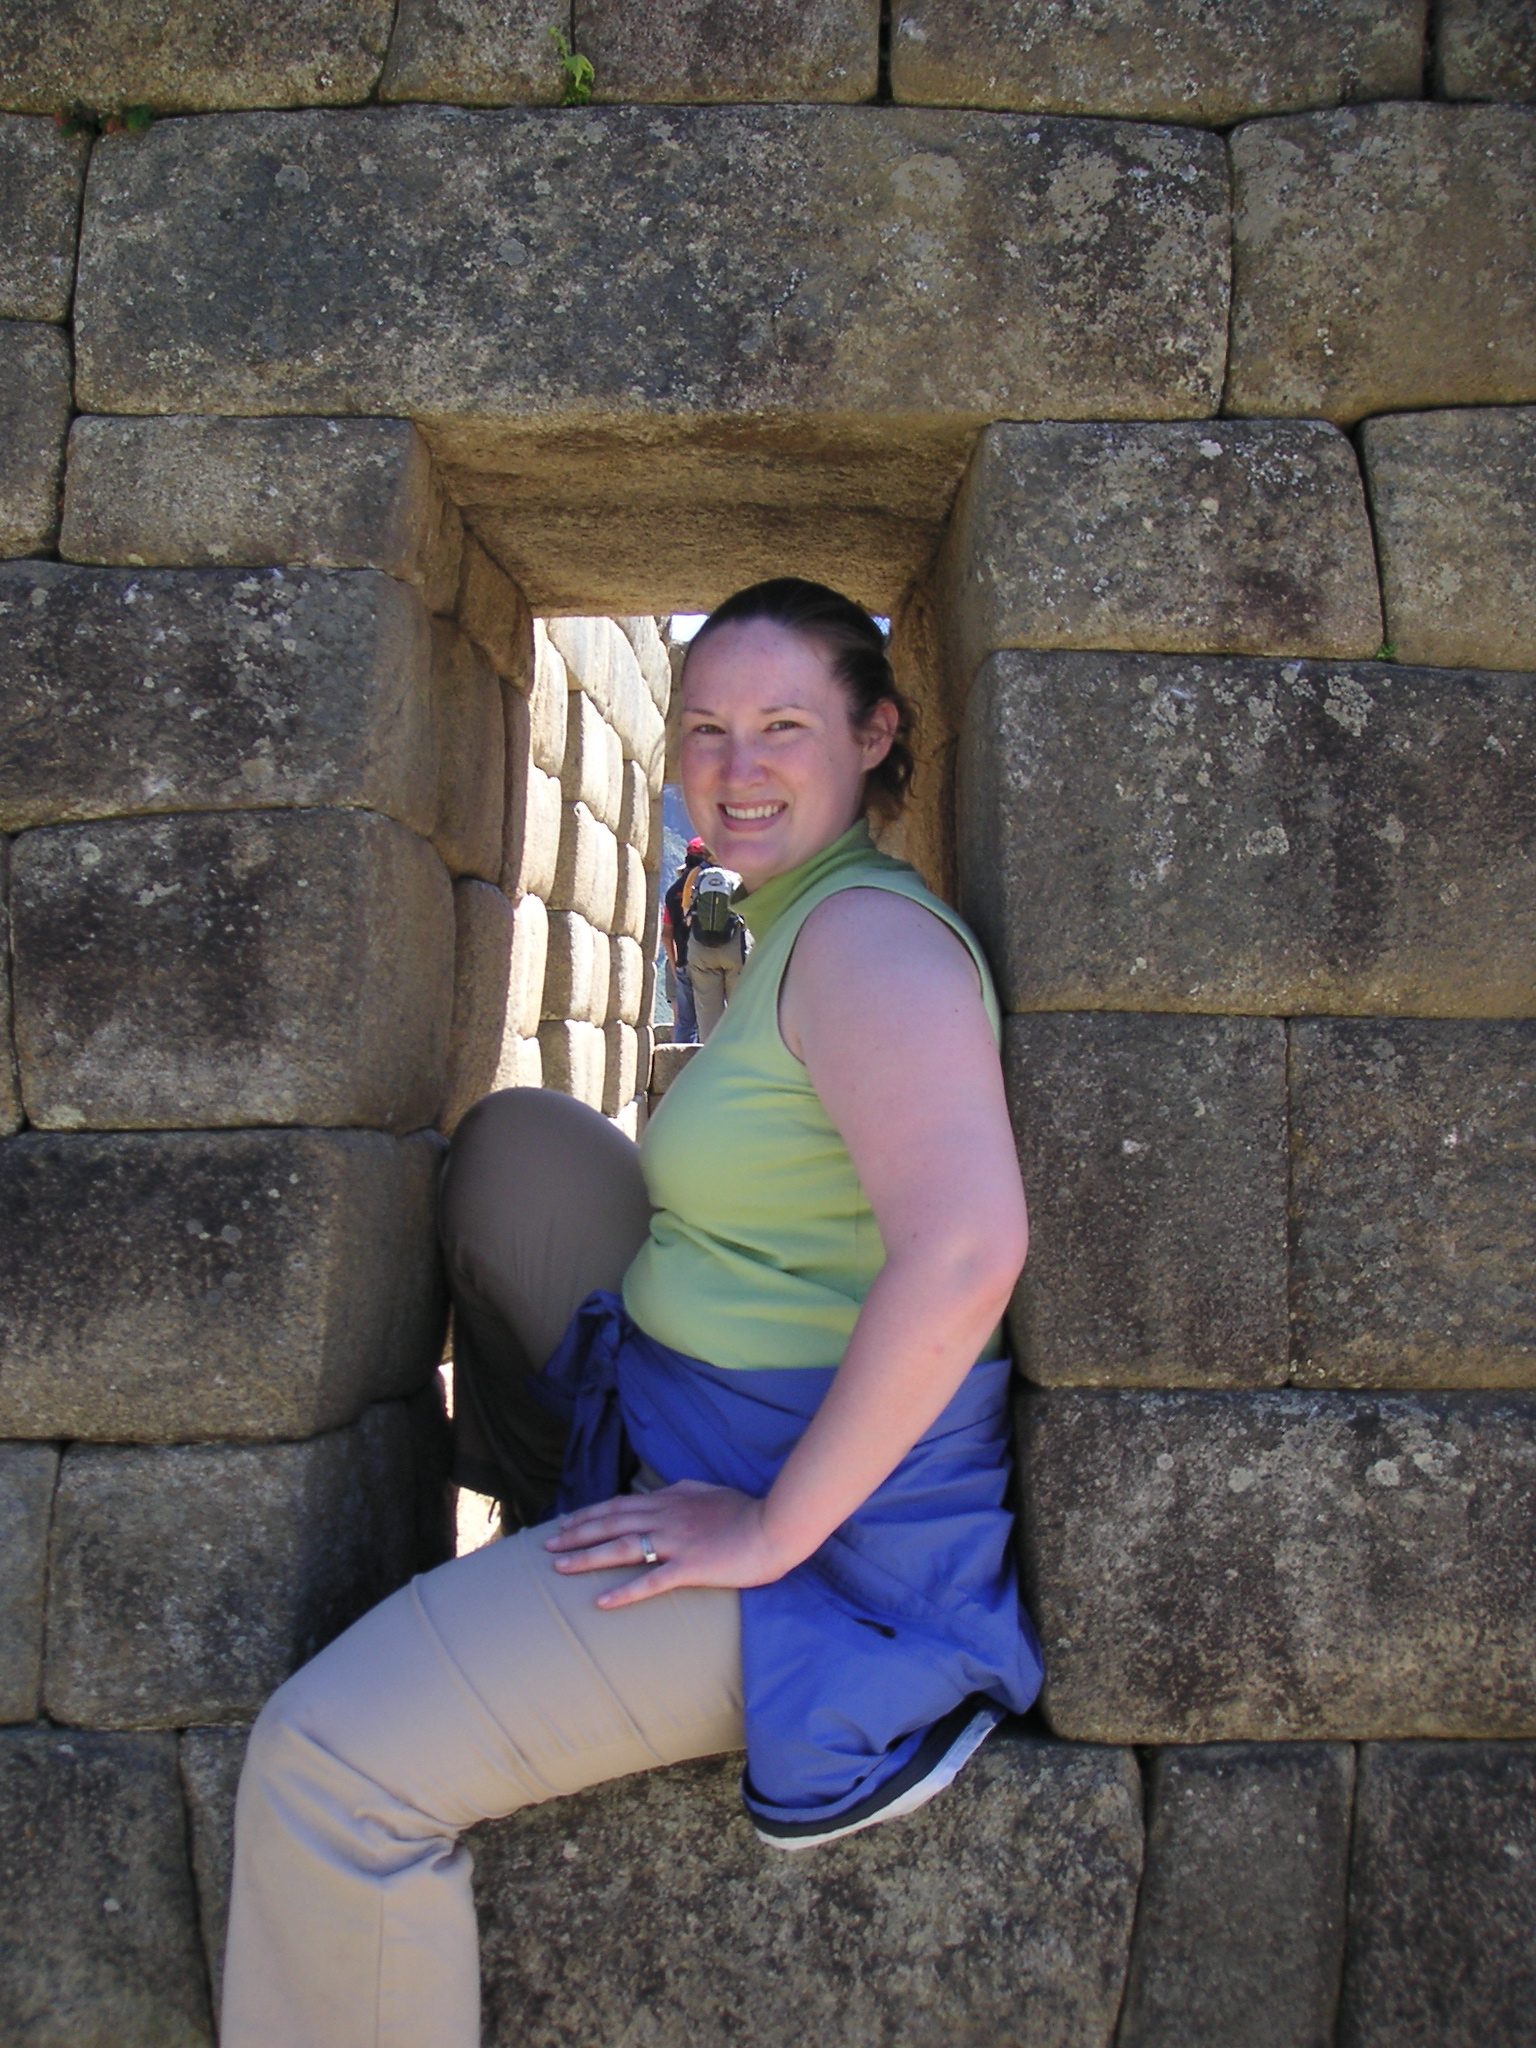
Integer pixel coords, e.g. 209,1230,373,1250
222,579,1042,2047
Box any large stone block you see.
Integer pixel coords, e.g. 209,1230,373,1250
1005,1015,1288,1388
0,1128,446,1441
46,1403,416,1728
75,106,1231,425
0,1443,56,1723
619,757,652,859
1290,1020,1536,1389
1227,103,1536,424
178,1728,247,2019
536,1019,605,1109
0,562,437,834
504,740,562,903
550,801,619,930
1020,1387,1536,1742
12,808,453,1132
528,624,570,773
612,839,650,945
0,835,18,1135
891,1,1425,122
1118,1743,1353,2048
958,652,1536,1017
1360,406,1536,671
61,416,462,604
493,1031,543,1091
0,322,70,556
618,613,672,714
0,116,89,322
601,1018,638,1118
607,933,644,1027
581,0,879,104
472,1732,1142,2048
378,0,567,105
541,910,601,1024
442,879,514,1134
431,620,505,883
1435,0,1536,102
938,420,1381,698
560,687,623,832
455,533,531,686
0,1729,212,2047
505,890,548,1041
650,1040,701,1097
0,1,392,112
1337,1741,1536,2048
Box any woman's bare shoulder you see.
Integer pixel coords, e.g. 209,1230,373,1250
781,886,984,1061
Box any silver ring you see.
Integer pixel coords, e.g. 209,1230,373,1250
639,1533,659,1568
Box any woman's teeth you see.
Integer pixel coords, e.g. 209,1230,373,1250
721,803,784,820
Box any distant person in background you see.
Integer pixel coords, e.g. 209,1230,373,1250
662,837,708,1043
684,859,749,1039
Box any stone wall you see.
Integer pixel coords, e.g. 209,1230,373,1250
1,5,1534,2044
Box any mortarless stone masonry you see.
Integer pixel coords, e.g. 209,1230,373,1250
891,0,1427,122
1005,1014,1289,1388
1289,1020,1536,1389
0,562,438,835
1359,406,1536,672
2,17,1534,2035
0,1728,213,2047
11,807,455,1132
1227,103,1536,424
959,651,1536,1017
0,321,71,556
0,1442,57,1722
0,1127,446,1440
1020,1388,1536,1743
44,1403,417,1728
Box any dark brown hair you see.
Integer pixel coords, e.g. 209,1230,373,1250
684,578,915,822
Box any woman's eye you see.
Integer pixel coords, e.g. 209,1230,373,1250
766,719,804,733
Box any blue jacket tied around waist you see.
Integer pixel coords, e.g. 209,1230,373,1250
536,1295,1044,1839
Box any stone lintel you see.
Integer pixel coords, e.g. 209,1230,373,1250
74,106,1230,430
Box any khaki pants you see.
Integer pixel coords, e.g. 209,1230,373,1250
222,1091,745,2048
687,930,747,1040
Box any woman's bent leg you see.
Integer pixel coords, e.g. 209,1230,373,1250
438,1088,653,1524
222,1527,742,2048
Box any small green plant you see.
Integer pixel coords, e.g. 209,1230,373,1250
1373,639,1397,661
55,101,154,139
548,28,594,106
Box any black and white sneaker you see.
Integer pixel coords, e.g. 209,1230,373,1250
748,1698,1004,1853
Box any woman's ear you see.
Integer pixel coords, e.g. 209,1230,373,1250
860,698,899,769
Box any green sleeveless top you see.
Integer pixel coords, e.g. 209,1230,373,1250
622,819,1002,1372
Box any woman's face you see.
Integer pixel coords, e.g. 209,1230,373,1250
679,619,896,891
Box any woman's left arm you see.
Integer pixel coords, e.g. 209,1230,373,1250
548,887,1028,1605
